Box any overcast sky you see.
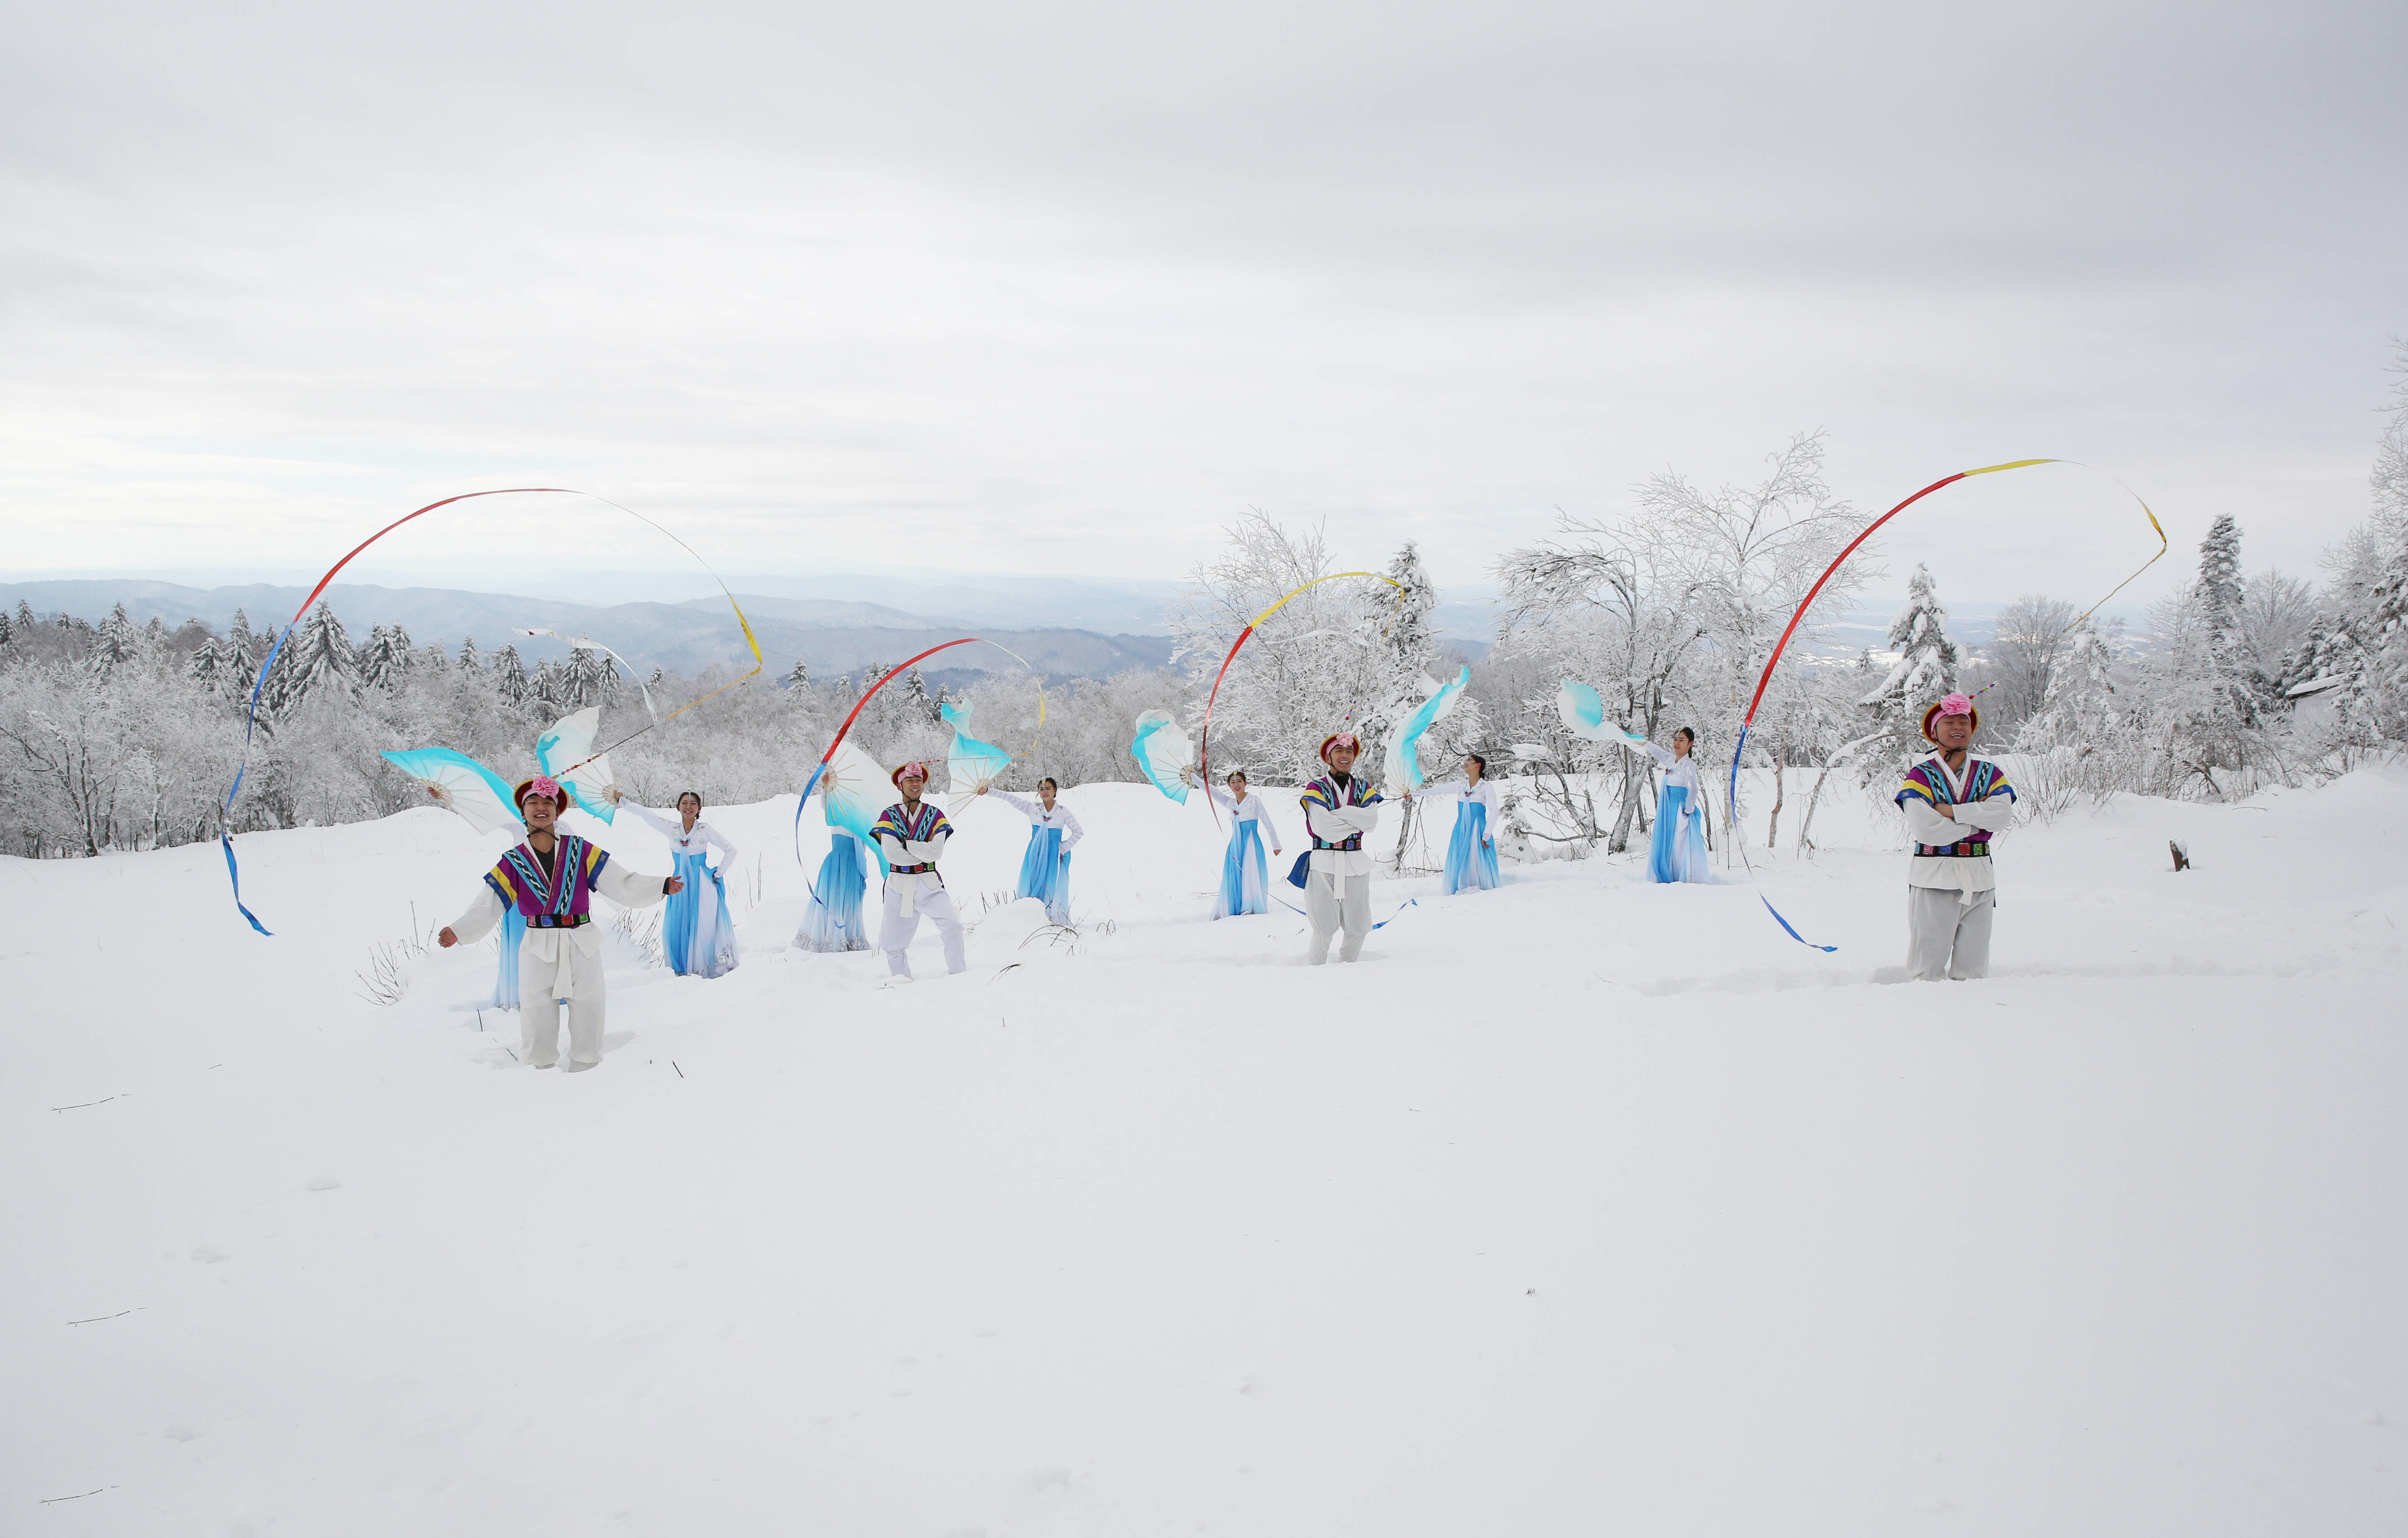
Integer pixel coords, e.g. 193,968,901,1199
4,0,2402,606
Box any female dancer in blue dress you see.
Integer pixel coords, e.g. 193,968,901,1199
1642,728,1709,883
978,778,1084,925
1207,770,1284,917
1415,753,1502,895
609,788,741,976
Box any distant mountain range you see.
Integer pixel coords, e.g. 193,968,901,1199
0,578,1176,682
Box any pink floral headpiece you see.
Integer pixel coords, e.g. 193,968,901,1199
515,774,565,812
891,761,930,787
1318,733,1362,763
1936,693,1974,718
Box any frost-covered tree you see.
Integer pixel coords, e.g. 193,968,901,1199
1978,594,2079,738
563,644,616,708
491,643,531,707
356,623,414,692
265,602,355,715
91,602,137,677
457,636,482,673
1170,512,1415,782
786,659,810,688
1861,564,1959,716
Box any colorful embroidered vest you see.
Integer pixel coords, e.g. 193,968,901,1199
871,801,953,874
1302,772,1382,852
1896,756,2014,856
485,834,609,919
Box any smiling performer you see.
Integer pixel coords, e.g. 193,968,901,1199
1413,752,1502,896
1640,727,1709,884
1209,770,1284,918
874,762,966,979
1897,693,2018,981
1299,733,1385,965
609,787,740,978
438,776,682,1072
978,778,1083,926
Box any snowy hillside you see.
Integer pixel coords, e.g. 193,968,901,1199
5,768,2407,1534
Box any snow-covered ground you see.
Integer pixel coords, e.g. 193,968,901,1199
5,766,2407,1535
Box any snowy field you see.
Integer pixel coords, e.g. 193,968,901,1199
6,765,2408,1535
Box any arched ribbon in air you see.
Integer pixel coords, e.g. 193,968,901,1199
1196,571,1408,826
1727,458,2169,951
514,630,661,722
1383,665,1471,792
220,488,763,934
791,638,1047,864
1129,710,1194,804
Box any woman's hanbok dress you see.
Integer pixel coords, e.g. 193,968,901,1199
1421,776,1502,895
990,791,1084,925
621,803,741,976
1644,742,1709,884
798,831,873,952
1209,786,1284,917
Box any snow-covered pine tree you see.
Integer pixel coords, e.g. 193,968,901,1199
491,644,531,707
562,644,613,708
1355,541,1442,769
265,601,357,714
91,602,136,676
0,605,13,648
531,656,567,708
1860,564,1959,717
10,600,32,637
187,634,231,699
457,636,482,673
786,659,810,688
2193,514,2268,722
356,623,414,691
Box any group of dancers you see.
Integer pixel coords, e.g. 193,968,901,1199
432,691,2011,1071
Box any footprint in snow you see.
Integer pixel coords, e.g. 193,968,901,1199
305,1175,342,1192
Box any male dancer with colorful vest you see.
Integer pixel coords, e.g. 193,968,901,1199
438,775,682,1071
1299,732,1385,965
874,761,967,979
1896,693,2017,981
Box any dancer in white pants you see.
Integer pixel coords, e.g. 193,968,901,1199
1895,693,2017,981
438,775,681,1071
1299,732,1385,965
874,761,966,978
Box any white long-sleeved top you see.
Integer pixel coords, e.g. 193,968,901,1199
1418,776,1501,833
448,848,672,1000
618,802,740,869
1209,786,1284,849
874,807,951,917
1899,752,2018,903
1642,742,1703,798
1302,774,1383,878
989,790,1084,851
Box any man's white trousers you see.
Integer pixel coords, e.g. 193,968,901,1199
1907,886,1994,981
1306,869,1372,965
881,883,967,977
518,933,609,1067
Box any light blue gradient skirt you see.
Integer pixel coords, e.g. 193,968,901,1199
491,906,525,1010
800,835,872,952
663,848,739,977
1649,785,1709,884
1442,801,1499,895
1217,818,1270,916
1017,824,1068,919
